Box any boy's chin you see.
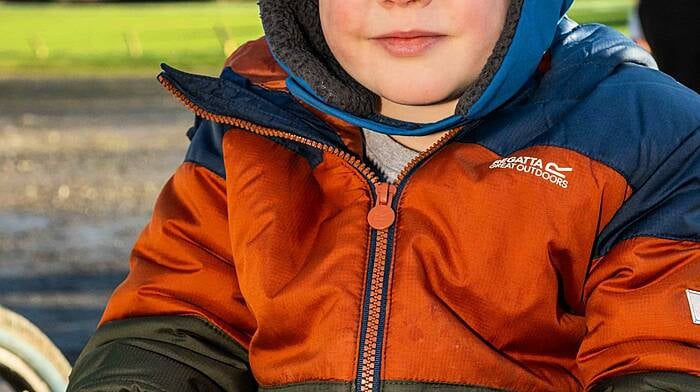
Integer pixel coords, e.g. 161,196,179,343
379,90,462,109
371,78,467,109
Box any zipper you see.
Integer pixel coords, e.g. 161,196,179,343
157,72,467,391
355,124,465,392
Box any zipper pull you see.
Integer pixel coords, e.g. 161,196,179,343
367,182,398,230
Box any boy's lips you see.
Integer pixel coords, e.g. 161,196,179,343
372,31,446,57
370,30,447,57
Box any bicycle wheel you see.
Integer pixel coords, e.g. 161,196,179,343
0,305,71,392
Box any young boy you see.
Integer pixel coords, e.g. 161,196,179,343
67,0,700,391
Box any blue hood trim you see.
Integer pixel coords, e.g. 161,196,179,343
275,0,575,136
468,0,574,119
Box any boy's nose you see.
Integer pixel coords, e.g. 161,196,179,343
378,0,432,7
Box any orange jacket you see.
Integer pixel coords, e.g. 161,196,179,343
67,21,700,392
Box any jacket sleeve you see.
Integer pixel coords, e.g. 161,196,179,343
67,118,258,391
579,128,700,391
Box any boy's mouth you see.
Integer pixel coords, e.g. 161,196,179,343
370,30,447,57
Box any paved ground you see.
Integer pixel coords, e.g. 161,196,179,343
0,74,194,365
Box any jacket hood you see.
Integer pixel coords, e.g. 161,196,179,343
157,17,657,149
258,0,575,136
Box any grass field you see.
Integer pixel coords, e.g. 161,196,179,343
0,0,634,78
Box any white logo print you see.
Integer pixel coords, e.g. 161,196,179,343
489,156,573,189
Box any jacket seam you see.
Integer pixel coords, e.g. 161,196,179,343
97,313,251,356
382,379,508,390
126,295,252,351
595,234,700,261
258,379,350,389
188,313,252,355
117,335,248,372
592,125,700,258
183,158,225,179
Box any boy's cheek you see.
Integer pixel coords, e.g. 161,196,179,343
320,4,370,67
319,0,365,36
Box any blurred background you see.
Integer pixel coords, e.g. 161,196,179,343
0,0,689,381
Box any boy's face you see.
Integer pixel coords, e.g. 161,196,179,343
319,0,510,109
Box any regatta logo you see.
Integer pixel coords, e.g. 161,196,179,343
489,156,573,189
